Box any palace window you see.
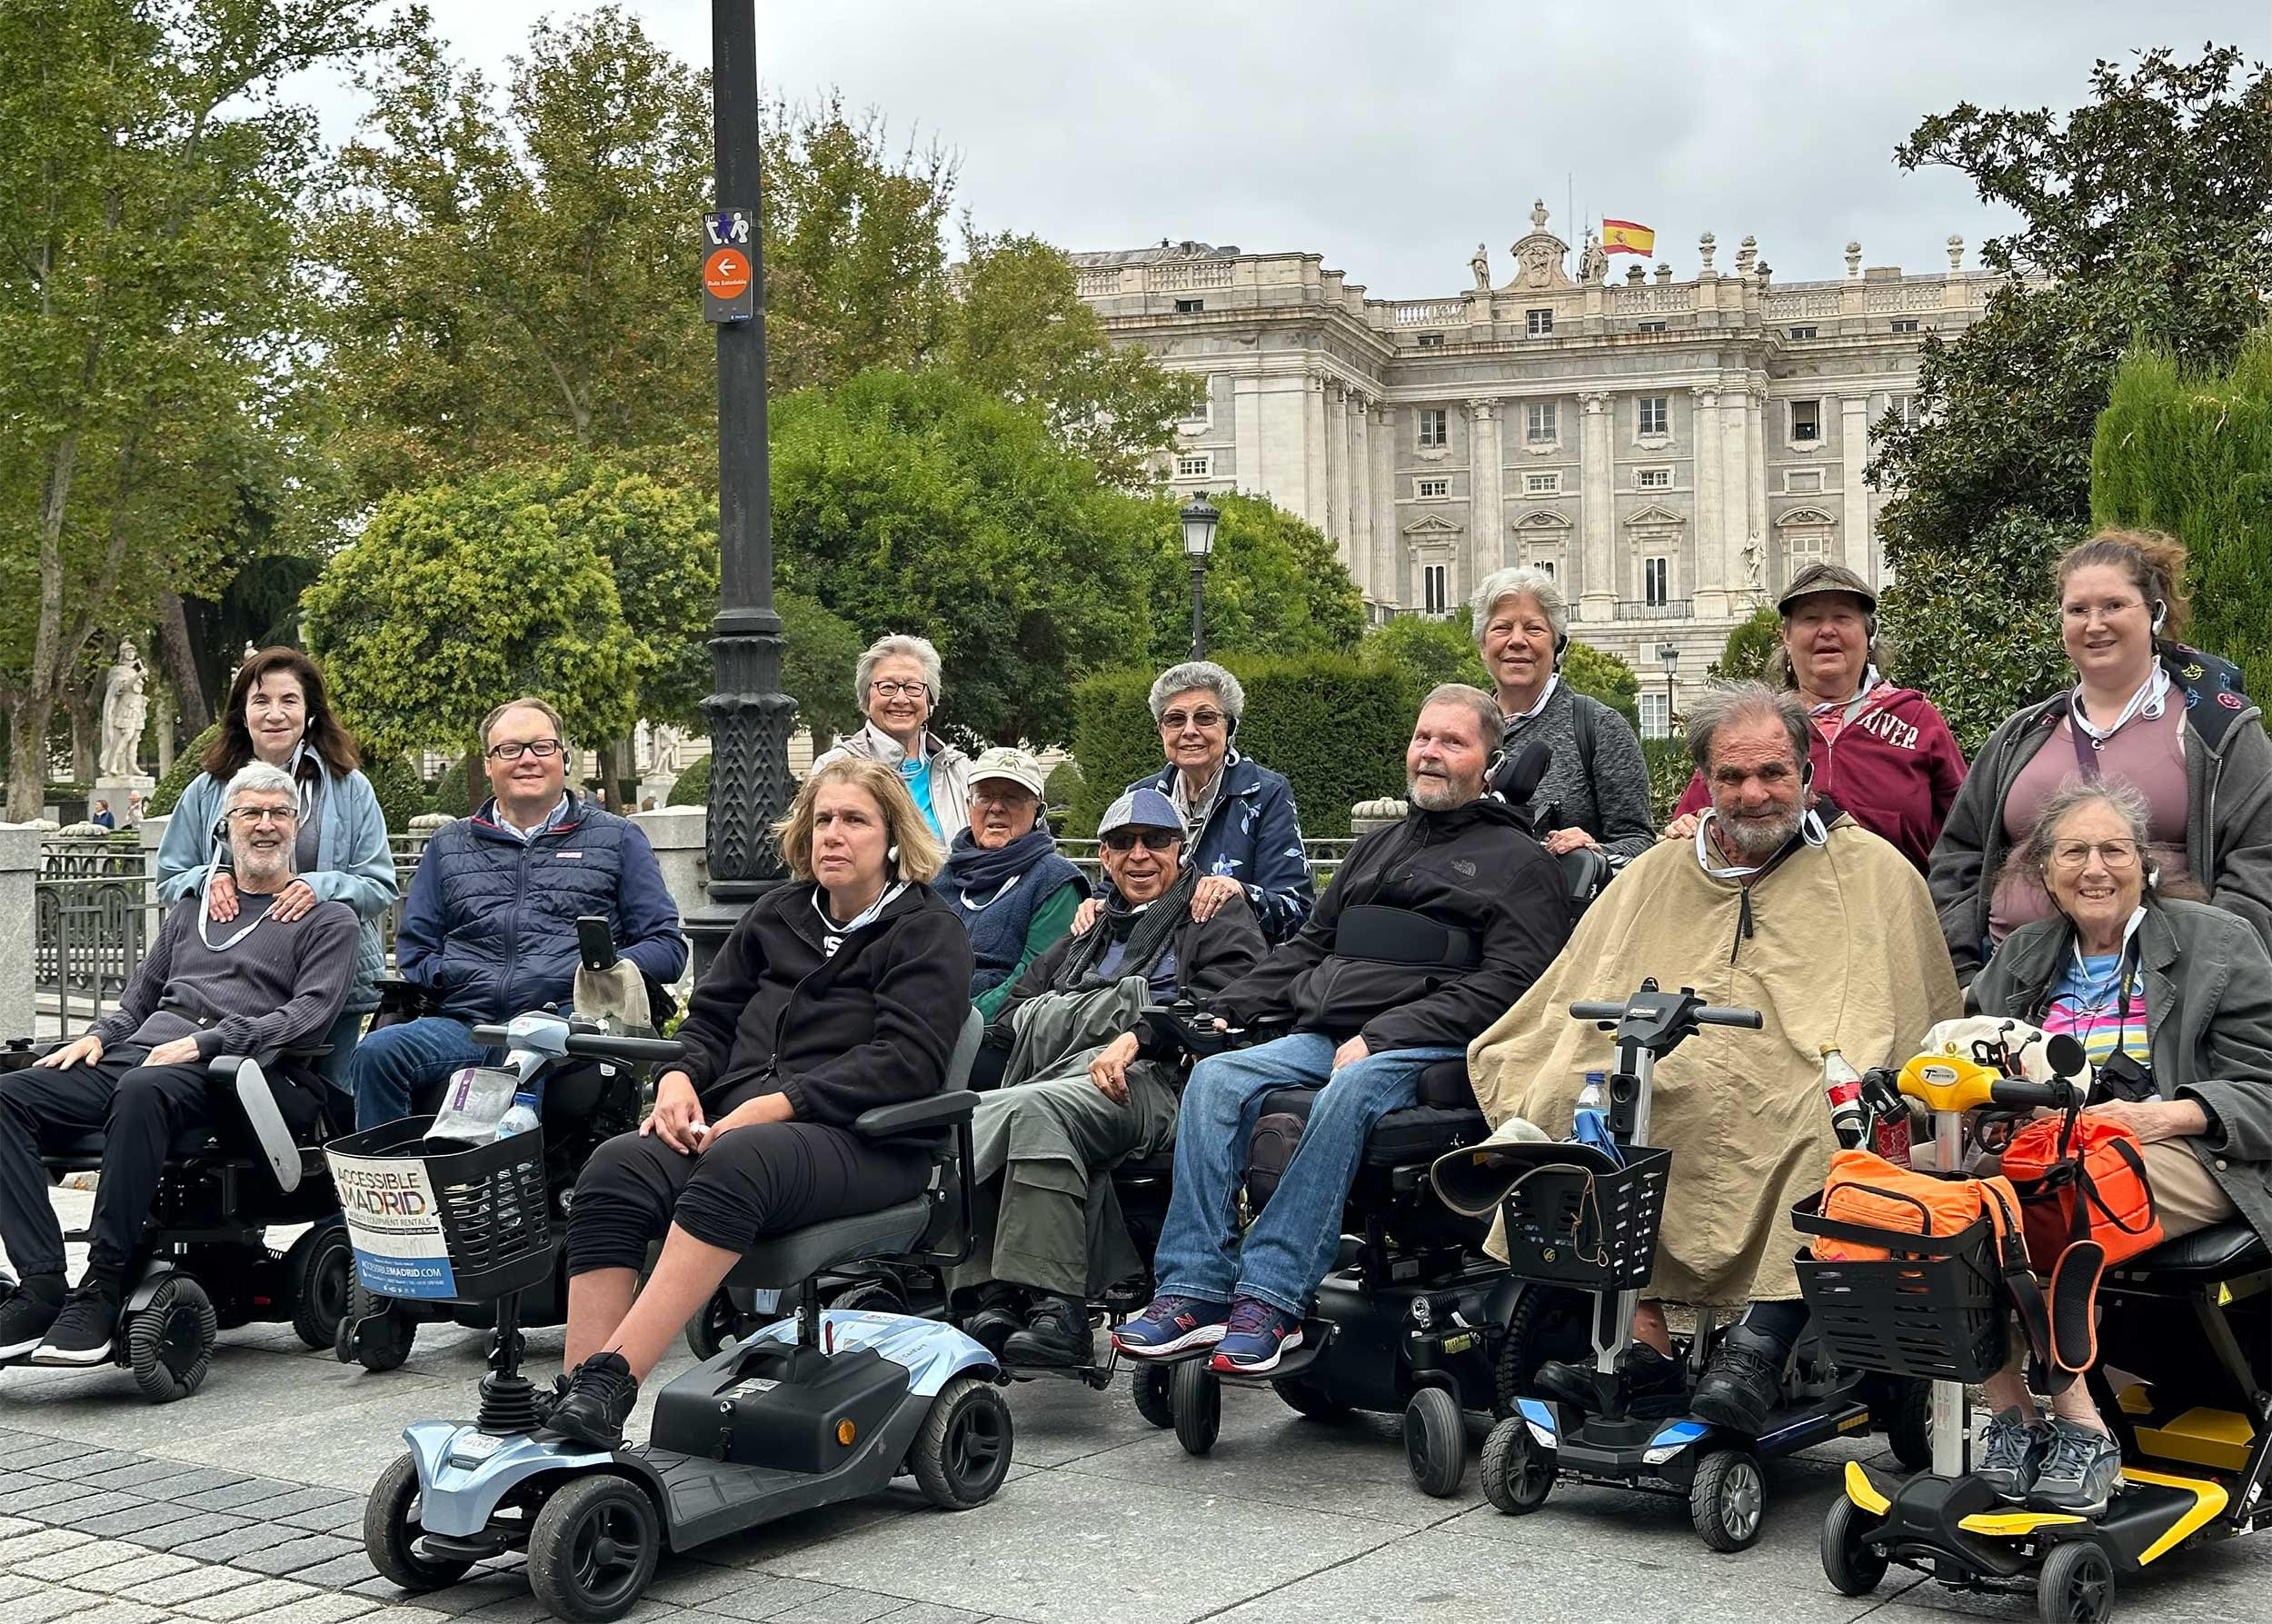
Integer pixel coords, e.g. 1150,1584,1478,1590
1890,394,1919,430
1422,563,1450,616
1637,467,1672,490
1534,558,1557,580
1786,470,1822,493
1526,402,1558,444
1637,319,1668,333
1638,395,1669,437
1416,408,1448,448
1789,399,1821,443
1639,691,1671,740
1524,472,1560,495
1415,477,1450,499
1788,325,1819,340
1174,298,1205,314
1174,453,1211,479
1644,556,1670,606
1527,308,1554,337
1890,319,1919,334
1417,332,1447,347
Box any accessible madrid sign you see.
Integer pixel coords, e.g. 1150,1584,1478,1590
703,208,755,324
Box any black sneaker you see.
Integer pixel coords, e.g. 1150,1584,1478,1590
531,1372,572,1429
1689,1324,1785,1435
31,1275,122,1367
0,1277,64,1362
1535,1344,1684,1413
1975,1408,2049,1503
1002,1295,1093,1368
962,1293,1026,1357
543,1351,639,1450
2029,1420,2122,1516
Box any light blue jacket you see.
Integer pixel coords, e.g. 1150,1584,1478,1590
156,766,399,1014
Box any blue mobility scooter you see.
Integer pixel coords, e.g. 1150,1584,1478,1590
1,1036,349,1401
1464,982,1933,1549
348,1011,1010,1624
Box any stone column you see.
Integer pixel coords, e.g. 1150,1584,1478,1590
1347,390,1374,599
1304,372,1330,529
1691,387,1725,615
1466,399,1503,577
1232,374,1264,497
1260,374,1310,523
1719,389,1751,614
1579,391,1615,621
1746,385,1768,596
0,825,35,1041
1328,383,1353,563
1369,401,1400,609
1842,394,1872,579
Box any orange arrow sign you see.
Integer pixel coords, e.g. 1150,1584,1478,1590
703,247,752,301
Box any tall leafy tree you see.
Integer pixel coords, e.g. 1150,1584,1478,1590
1870,45,2272,746
1140,493,1363,668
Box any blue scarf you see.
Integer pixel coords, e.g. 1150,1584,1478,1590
944,827,1081,998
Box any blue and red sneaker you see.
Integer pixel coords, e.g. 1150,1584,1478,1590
1210,1297,1304,1374
1111,1294,1231,1359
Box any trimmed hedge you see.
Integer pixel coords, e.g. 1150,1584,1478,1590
1042,758,1086,822
666,754,711,808
426,755,482,819
147,725,222,817
1641,736,1694,823
364,755,429,833
1070,654,1414,839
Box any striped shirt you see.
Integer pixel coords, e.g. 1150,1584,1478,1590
2039,949,2151,1071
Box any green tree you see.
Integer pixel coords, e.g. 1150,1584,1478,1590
777,590,864,754
1563,641,1639,729
302,468,643,757
1871,45,2272,747
1711,607,1782,681
1361,612,1488,693
547,464,717,730
1141,493,1363,667
2091,329,2272,689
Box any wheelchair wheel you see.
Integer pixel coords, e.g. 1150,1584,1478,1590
1882,1377,1934,1472
2037,1540,2114,1624
527,1472,661,1624
1820,1495,1888,1597
1480,1416,1555,1515
1494,1284,1589,1415
1131,1363,1174,1430
912,1376,1014,1510
364,1452,473,1592
1689,1448,1768,1552
830,1280,908,1315
128,1276,216,1403
289,1225,353,1350
338,1282,416,1373
686,1288,750,1360
1404,1385,1468,1499
1272,1377,1350,1422
1171,1360,1221,1457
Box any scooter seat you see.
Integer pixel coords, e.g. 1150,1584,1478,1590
1257,1088,1486,1168
45,1125,235,1168
723,1197,933,1290
2118,1220,2269,1281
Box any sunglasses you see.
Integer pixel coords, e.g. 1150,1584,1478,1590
1100,829,1180,852
1158,709,1227,732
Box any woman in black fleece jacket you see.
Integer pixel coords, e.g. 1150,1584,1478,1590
547,760,974,1447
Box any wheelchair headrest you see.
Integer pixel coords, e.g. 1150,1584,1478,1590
1490,739,1553,810
943,1008,984,1093
1556,845,1613,905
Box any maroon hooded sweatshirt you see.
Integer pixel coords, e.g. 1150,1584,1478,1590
1675,683,1968,872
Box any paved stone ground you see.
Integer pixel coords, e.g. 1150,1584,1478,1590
2,1196,2265,1623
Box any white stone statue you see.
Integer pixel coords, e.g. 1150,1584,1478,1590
1579,232,1609,284
98,639,149,778
1470,242,1490,291
1741,536,1766,597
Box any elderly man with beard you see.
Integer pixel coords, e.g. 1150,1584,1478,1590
0,762,357,1365
1467,682,1958,1431
1115,685,1573,1375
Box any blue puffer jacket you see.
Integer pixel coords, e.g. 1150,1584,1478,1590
1122,751,1317,944
394,796,689,1023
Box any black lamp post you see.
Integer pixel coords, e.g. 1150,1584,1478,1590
689,0,798,975
1181,495,1221,661
1657,643,1680,737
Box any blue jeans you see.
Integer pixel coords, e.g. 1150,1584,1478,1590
1152,1031,1463,1317
350,1016,493,1130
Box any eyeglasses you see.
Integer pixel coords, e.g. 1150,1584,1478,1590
1158,709,1227,732
484,739,563,761
971,787,1034,809
869,681,929,702
226,806,298,827
2060,598,2147,626
1101,829,1180,852
2049,839,2140,871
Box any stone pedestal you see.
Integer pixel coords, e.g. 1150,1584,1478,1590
0,824,40,1041
633,804,710,930
1350,798,1409,837
93,773,154,830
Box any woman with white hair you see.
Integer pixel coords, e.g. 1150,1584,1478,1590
1472,567,1654,862
812,633,974,844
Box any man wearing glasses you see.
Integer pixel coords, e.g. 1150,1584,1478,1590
346,697,688,1130
0,762,357,1364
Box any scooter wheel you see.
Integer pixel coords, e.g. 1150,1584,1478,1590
1131,1363,1175,1430
364,1452,473,1593
1884,1378,1935,1472
1273,1377,1350,1422
289,1223,353,1350
1820,1494,1888,1596
1689,1448,1768,1552
526,1473,662,1624
1171,1360,1221,1457
912,1375,1014,1509
128,1276,216,1404
831,1280,908,1315
685,1287,750,1360
339,1283,415,1373
2036,1540,2114,1624
1404,1386,1468,1499
1480,1417,1555,1515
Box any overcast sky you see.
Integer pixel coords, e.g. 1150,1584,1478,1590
303,1,2267,297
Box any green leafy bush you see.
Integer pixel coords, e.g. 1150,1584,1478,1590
1041,758,1085,822
1641,737,1695,824
426,755,483,820
147,726,222,816
1711,608,1783,682
666,754,711,808
1561,641,1639,729
363,754,429,833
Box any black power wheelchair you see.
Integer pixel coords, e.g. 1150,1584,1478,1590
0,1036,351,1402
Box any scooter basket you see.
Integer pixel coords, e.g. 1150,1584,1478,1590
324,1116,555,1302
1790,1191,2009,1383
1497,1146,1672,1291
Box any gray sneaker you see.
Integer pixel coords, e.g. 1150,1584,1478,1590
2028,1419,2122,1516
1974,1408,2048,1503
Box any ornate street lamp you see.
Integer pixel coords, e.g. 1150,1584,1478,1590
1657,642,1680,738
1181,495,1221,661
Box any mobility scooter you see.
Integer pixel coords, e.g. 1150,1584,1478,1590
1465,982,1934,1549
353,1011,1010,1624
1801,1031,2272,1624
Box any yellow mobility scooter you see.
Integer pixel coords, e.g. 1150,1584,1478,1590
1796,1031,2270,1624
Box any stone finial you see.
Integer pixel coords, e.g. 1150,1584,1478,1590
1755,260,1773,289
1736,234,1758,274
1653,262,1672,284
1625,264,1646,285
1845,241,1862,278
1699,232,1717,273
1530,198,1550,231
1947,234,1965,272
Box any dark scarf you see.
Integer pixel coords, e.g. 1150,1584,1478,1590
943,824,1061,901
1057,861,1201,991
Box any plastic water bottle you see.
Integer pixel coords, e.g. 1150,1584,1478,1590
494,1087,543,1141
1572,1071,1619,1161
1820,1045,1868,1150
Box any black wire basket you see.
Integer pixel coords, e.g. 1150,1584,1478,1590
325,1115,555,1303
1497,1146,1673,1291
1791,1191,2010,1383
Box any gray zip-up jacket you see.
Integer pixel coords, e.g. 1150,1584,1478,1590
1928,646,2272,983
1968,896,2272,1250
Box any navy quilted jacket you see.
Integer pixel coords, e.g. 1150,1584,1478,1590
394,796,688,1022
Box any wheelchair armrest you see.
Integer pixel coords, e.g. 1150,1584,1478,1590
373,977,440,1018
850,1089,977,1141
205,1051,322,1195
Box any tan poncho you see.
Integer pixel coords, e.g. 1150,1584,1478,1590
1466,815,1959,1304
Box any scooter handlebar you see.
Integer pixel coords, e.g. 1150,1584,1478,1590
1987,1076,2078,1112
1569,1001,1629,1021
1695,1004,1765,1030
469,1024,685,1063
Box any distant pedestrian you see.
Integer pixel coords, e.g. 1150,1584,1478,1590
89,800,115,830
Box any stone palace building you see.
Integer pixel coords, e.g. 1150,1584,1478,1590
1071,204,1996,732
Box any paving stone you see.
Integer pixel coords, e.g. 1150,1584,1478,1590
9,1537,149,1581
673,1578,835,1622
35,1493,139,1528
268,1494,364,1535
234,1591,377,1624
144,1471,251,1503
0,1588,97,1624
72,1460,205,1495
170,1522,294,1566
0,1480,107,1518
873,1607,989,1624
0,1519,36,1541
173,1578,325,1621
342,1573,523,1617
21,1450,139,1480
0,1528,91,1563
762,1589,912,1624
194,1480,305,1514
0,1441,90,1474
115,1565,254,1608
64,1551,195,1594
0,1581,35,1607
291,1552,381,1590
70,1503,204,1542
227,1532,359,1578
44,1602,172,1624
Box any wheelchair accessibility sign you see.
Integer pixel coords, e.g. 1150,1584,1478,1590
330,1151,457,1298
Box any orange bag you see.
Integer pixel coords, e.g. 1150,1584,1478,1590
1812,1148,2027,1263
1999,1113,2163,1269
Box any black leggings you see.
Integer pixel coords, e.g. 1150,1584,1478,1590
565,1102,932,1277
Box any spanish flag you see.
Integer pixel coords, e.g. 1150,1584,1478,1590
1601,219,1655,256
